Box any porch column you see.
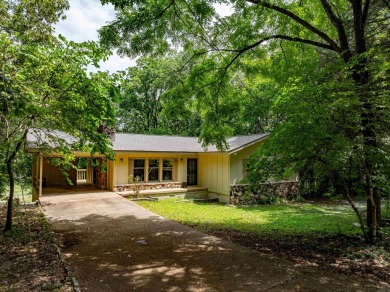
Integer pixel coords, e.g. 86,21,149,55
39,154,43,197
86,161,94,184
159,158,163,183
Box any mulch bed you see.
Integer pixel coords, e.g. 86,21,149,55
207,228,390,283
0,203,73,292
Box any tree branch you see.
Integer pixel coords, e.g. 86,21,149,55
152,0,176,20
320,0,352,61
362,0,371,26
343,179,370,243
227,35,337,54
247,0,341,52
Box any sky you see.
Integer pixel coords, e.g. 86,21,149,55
55,0,232,73
55,0,136,73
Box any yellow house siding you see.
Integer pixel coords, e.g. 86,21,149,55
42,158,77,186
229,141,265,184
114,154,129,185
107,160,115,191
198,153,230,195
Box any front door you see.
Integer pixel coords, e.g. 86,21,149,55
187,159,198,186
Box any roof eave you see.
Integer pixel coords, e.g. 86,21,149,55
228,134,269,155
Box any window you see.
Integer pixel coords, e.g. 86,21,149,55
162,159,173,181
133,159,145,182
242,159,250,179
148,159,159,181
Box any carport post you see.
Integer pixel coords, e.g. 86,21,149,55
39,153,43,197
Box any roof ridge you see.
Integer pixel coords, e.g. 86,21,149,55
115,133,199,139
116,133,269,139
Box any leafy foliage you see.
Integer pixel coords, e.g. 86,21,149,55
117,54,202,136
0,0,119,231
101,0,390,242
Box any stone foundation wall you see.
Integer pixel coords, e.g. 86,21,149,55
230,181,300,205
114,182,186,192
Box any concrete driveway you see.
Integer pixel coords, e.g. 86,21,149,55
40,191,386,291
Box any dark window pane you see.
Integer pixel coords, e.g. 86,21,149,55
149,168,159,181
134,159,145,168
163,160,173,167
149,159,159,167
134,169,144,181
163,170,172,181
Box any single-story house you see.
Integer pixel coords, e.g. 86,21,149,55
25,130,269,203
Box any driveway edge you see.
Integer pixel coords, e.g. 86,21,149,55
38,200,81,292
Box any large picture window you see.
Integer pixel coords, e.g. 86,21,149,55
162,159,173,181
133,159,145,182
148,159,159,181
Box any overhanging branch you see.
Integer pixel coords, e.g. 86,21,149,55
247,0,342,52
320,0,352,61
226,35,337,55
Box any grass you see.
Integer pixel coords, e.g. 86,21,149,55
1,184,32,203
138,199,363,237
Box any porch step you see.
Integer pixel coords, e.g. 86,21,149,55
117,186,208,198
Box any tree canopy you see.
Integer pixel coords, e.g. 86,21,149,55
0,0,118,231
116,54,202,136
100,0,390,243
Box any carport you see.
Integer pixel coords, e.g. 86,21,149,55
30,153,108,200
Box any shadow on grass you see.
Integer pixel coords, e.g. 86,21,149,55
178,201,361,237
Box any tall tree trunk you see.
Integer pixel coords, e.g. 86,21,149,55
366,173,378,243
349,0,381,243
352,64,381,243
3,129,29,232
4,159,15,232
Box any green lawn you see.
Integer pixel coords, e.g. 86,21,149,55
1,185,32,203
138,199,362,237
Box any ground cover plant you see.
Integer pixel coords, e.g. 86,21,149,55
0,204,73,291
138,199,390,282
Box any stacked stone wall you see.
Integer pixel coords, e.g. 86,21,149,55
230,181,300,205
114,182,186,192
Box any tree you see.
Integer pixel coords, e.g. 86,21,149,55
241,41,387,241
0,0,69,44
1,0,118,232
117,54,202,136
100,0,389,243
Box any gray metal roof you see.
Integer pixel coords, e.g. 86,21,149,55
113,133,269,153
26,129,269,153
